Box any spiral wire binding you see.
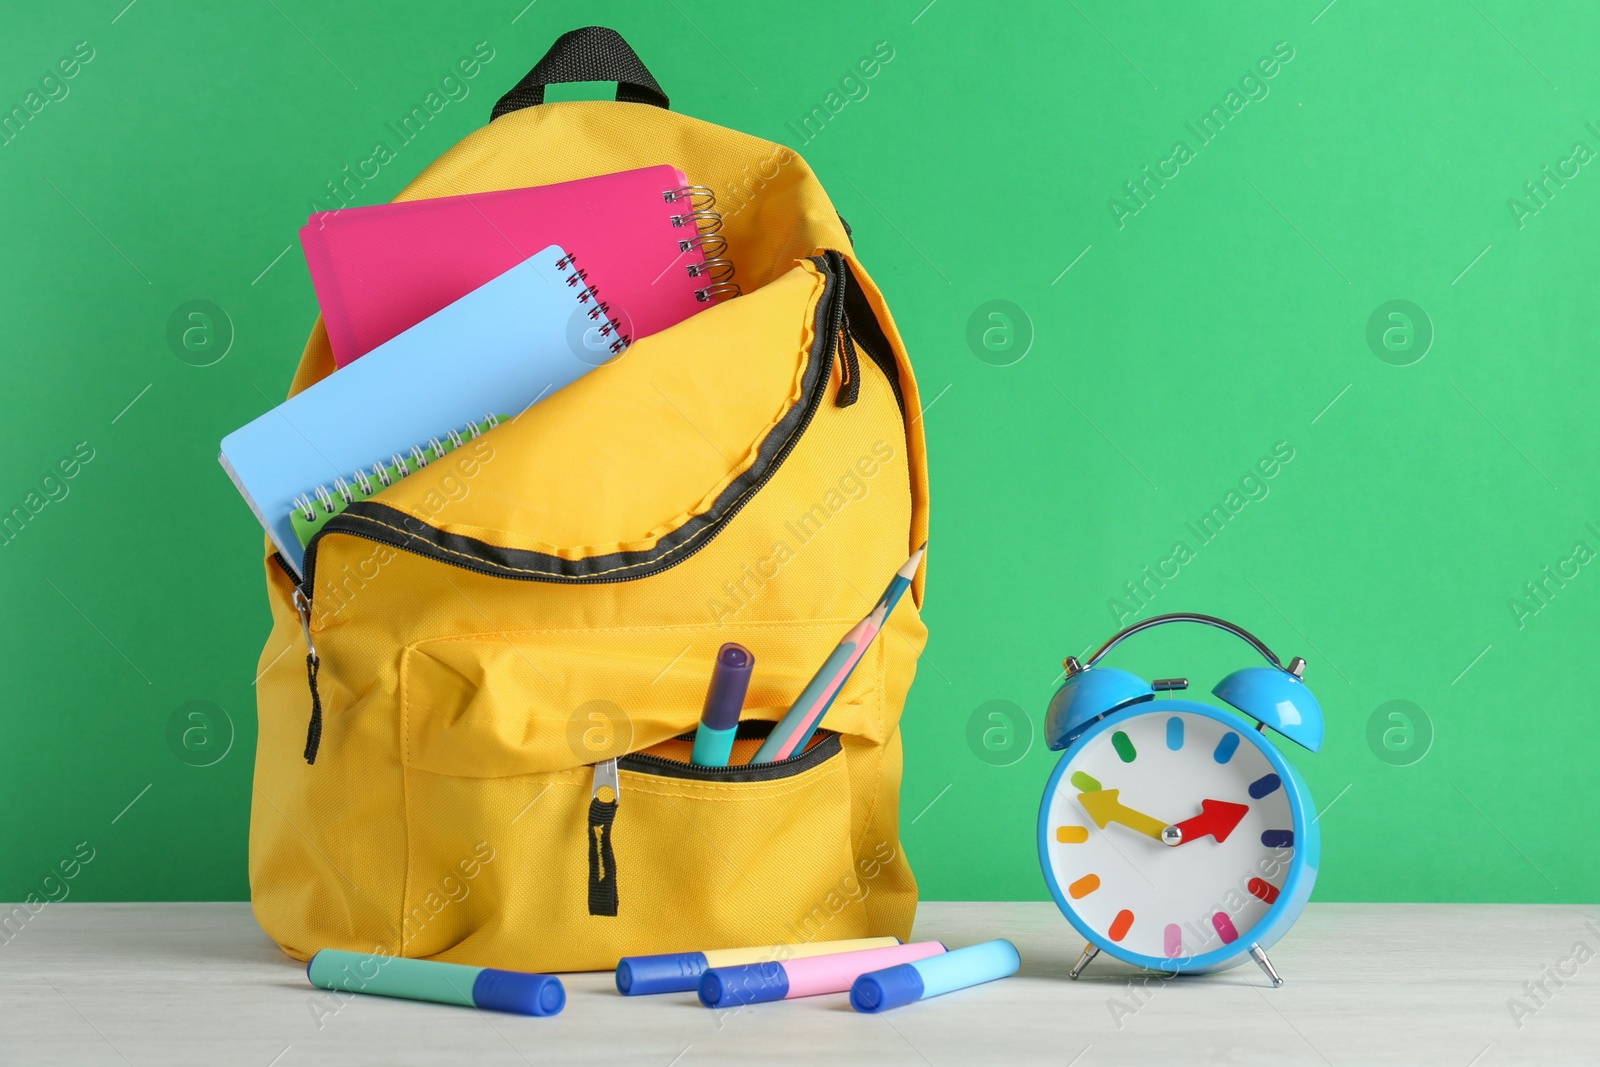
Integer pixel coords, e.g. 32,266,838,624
664,184,740,302
292,414,502,522
555,253,631,353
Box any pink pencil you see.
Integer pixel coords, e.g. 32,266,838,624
750,545,926,764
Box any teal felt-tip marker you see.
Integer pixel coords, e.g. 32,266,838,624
691,643,754,767
306,948,564,1016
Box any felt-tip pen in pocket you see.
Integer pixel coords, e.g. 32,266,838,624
691,643,753,767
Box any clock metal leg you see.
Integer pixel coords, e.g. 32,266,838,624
1249,943,1283,987
1069,943,1099,980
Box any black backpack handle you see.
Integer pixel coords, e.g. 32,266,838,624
490,27,669,120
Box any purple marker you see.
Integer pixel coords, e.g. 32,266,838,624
691,643,754,767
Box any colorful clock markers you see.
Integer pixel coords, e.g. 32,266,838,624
690,642,754,767
1248,773,1282,799
1164,924,1183,958
1067,873,1100,898
1111,730,1137,762
1213,731,1241,763
751,544,925,764
697,941,946,1008
306,949,564,1016
1247,877,1280,904
849,939,1020,1013
615,937,900,995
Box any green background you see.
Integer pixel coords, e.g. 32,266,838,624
2,0,1594,905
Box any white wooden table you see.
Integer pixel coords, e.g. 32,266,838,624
2,902,1594,1065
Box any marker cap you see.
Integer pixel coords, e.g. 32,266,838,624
615,951,710,996
849,962,925,1013
701,643,754,731
471,968,565,1016
779,940,945,998
698,963,790,1008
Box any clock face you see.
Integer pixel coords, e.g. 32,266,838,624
1041,704,1303,966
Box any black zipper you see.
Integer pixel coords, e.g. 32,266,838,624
831,251,905,419
620,723,841,783
823,250,861,409
295,253,850,597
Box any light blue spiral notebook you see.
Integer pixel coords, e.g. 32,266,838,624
220,244,624,577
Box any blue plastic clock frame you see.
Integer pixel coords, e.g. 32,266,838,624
1036,699,1321,974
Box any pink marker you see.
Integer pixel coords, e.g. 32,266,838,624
697,941,945,1008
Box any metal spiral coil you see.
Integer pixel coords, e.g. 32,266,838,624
689,257,737,285
670,209,724,234
661,182,742,302
294,413,503,530
556,251,631,351
695,281,742,303
662,185,717,209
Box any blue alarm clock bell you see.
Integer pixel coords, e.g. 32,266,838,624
1037,613,1323,986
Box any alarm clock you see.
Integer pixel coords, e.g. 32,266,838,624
1037,613,1322,986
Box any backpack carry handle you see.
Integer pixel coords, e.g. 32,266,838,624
491,26,670,120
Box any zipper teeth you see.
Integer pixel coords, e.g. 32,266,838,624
297,255,845,596
619,731,837,779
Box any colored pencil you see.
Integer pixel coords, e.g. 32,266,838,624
751,544,925,764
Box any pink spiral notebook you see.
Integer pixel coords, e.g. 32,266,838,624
300,165,735,367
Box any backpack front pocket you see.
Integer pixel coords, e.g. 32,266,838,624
398,708,888,972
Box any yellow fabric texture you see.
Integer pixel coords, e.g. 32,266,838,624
250,100,930,972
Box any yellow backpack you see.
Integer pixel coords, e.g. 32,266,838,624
249,27,929,972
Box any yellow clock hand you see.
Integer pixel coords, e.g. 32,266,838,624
1076,789,1170,842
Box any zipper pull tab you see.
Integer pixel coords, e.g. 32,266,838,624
292,587,317,662
587,759,620,916
825,252,860,408
293,586,324,765
835,315,861,407
591,757,619,805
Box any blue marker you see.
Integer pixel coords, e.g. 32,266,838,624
307,948,564,1016
849,939,1020,1013
691,643,754,767
616,937,899,995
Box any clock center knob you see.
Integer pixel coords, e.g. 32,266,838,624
1160,825,1183,847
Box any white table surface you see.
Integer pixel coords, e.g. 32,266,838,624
1,902,1595,1066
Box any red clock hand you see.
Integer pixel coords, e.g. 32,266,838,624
1170,799,1249,845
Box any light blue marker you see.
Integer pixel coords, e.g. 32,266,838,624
307,948,564,1016
849,939,1019,1013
